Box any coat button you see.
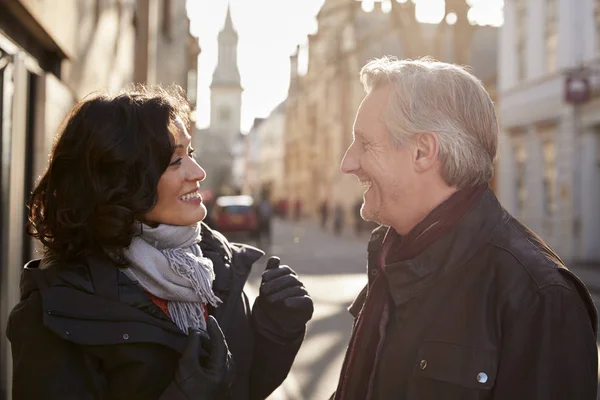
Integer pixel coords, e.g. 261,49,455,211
65,330,70,336
370,268,378,277
122,334,129,340
477,372,488,383
419,360,427,370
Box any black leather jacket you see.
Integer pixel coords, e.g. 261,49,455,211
342,188,598,399
6,223,303,400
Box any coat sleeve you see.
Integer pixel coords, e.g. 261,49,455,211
492,285,598,400
247,291,304,400
7,293,96,400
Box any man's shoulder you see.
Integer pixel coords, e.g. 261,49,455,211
485,216,595,320
487,216,570,289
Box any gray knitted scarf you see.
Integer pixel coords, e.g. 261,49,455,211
123,222,221,332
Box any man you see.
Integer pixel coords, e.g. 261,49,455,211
333,57,598,399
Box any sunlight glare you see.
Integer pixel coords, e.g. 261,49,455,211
415,0,445,24
381,0,392,13
445,11,457,25
362,0,375,12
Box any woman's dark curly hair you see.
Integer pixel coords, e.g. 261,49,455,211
28,84,191,264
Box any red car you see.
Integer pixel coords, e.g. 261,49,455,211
212,195,257,235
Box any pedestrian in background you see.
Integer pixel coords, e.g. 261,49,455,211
353,198,363,235
333,56,598,399
333,204,344,236
7,85,313,400
319,200,329,229
257,195,273,248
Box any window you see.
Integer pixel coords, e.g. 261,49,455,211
219,106,230,122
515,0,527,80
545,0,558,73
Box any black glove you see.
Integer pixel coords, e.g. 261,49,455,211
159,316,235,400
254,257,314,339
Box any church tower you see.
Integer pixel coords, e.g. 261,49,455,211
210,5,242,142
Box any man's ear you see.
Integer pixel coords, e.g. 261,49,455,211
412,133,439,173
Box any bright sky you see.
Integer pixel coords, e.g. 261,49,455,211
186,0,503,133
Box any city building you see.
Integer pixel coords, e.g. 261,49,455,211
0,0,200,396
249,101,286,203
194,5,243,195
496,0,600,263
244,117,266,198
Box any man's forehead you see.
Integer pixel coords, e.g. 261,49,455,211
355,90,390,131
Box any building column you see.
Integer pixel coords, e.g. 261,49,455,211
526,0,545,80
524,126,545,235
555,107,577,261
498,0,517,92
496,129,517,214
579,127,600,261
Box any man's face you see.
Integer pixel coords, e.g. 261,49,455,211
340,84,418,229
143,117,208,226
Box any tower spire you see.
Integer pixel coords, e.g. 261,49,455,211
224,3,234,31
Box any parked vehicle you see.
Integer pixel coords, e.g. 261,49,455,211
212,195,258,235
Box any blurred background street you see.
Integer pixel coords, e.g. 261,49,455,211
2,0,600,398
245,217,369,400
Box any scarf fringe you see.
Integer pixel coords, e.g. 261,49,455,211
168,300,208,332
163,248,222,308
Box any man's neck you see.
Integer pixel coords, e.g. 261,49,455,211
392,184,458,236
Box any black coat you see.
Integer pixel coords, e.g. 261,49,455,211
6,224,303,400
338,188,598,399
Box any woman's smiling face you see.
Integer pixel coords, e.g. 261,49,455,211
143,117,207,226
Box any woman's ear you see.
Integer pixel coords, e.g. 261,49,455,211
413,133,439,173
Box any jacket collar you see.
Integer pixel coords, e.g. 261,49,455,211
368,187,509,308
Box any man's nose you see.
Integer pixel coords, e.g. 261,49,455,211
340,145,359,174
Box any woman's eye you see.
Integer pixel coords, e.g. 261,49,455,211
188,148,196,157
169,158,183,166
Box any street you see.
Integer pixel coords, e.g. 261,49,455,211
237,218,600,400
238,217,370,400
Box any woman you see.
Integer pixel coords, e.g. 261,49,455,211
6,85,313,399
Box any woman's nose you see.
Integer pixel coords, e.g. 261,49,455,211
187,160,206,182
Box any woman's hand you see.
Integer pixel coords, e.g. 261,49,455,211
254,257,314,338
160,316,235,399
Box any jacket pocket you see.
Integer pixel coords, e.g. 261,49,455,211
413,341,498,390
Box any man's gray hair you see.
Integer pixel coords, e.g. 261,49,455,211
360,56,498,188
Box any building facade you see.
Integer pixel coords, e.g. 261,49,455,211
497,0,600,263
0,0,199,396
248,102,286,203
194,6,242,195
284,0,498,227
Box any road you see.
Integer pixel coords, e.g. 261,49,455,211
233,217,369,400
232,218,600,400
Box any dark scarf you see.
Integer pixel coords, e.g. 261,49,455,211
334,184,487,400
